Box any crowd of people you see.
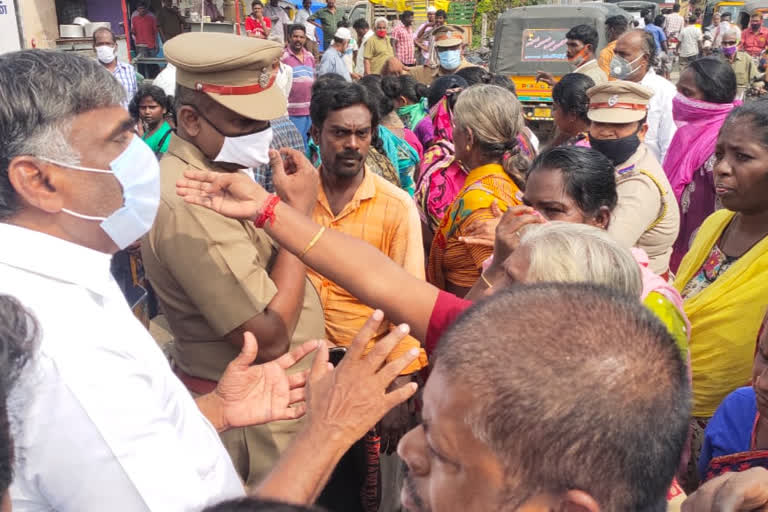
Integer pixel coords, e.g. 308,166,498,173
0,3,768,512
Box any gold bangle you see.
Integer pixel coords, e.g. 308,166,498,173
301,226,326,258
480,272,493,289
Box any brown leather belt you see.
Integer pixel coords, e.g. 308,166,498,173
173,366,218,395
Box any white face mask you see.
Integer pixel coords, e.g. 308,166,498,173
213,127,274,168
96,45,116,64
38,135,161,250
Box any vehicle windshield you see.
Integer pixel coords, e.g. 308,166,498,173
719,4,743,20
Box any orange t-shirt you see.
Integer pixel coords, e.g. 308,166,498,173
309,169,428,374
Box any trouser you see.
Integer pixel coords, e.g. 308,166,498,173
679,54,698,68
316,436,370,512
136,46,159,79
289,115,312,152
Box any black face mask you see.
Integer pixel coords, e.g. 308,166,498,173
589,131,641,166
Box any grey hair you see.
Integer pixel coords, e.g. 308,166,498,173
519,222,642,297
374,16,388,27
0,50,125,220
452,84,525,188
724,26,742,42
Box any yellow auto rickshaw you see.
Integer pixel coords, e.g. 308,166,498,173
489,3,630,129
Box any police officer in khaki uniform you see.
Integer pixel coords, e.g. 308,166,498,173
587,81,681,277
141,32,325,486
407,25,474,86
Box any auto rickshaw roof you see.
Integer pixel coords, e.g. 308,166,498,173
745,0,768,14
616,0,659,10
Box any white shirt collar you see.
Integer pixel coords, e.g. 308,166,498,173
0,223,114,297
641,68,657,82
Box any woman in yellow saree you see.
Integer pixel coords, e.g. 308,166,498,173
426,85,527,297
674,100,768,491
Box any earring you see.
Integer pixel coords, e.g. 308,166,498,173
466,145,471,151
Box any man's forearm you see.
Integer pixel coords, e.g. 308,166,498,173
265,202,437,342
266,248,308,340
254,425,348,503
195,392,227,432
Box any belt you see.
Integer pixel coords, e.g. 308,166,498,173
174,365,218,395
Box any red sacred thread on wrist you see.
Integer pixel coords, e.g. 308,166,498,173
253,194,280,228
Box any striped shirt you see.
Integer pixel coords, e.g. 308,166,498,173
392,23,416,65
281,48,315,117
252,116,305,192
309,168,428,374
112,60,138,110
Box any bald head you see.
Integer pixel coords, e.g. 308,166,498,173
614,29,655,81
434,283,690,510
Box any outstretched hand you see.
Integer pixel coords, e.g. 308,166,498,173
305,310,420,446
214,332,319,430
461,205,546,265
459,200,505,247
177,165,269,221
176,148,320,219
536,71,555,87
682,467,768,512
272,148,320,215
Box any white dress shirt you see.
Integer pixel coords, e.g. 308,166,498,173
355,30,374,75
294,8,317,41
0,224,244,512
640,69,678,164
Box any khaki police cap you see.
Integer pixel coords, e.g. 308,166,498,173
164,32,286,121
586,80,653,123
432,25,465,47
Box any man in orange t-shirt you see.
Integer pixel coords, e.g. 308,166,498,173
599,14,629,76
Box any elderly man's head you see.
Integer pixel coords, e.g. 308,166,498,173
398,283,690,512
721,26,741,58
0,50,144,254
613,29,655,81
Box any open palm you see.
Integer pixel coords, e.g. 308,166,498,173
177,168,267,221
216,332,318,428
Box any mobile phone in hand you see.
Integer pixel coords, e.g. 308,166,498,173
328,347,347,367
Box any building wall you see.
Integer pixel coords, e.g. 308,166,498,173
86,0,127,35
18,0,58,48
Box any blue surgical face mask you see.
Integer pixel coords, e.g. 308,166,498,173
438,49,461,70
38,135,161,250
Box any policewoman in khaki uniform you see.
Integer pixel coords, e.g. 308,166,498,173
587,81,680,277
141,33,325,485
407,25,474,86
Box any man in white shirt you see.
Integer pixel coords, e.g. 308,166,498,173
0,48,318,512
353,17,374,76
264,0,290,43
294,0,318,56
93,27,137,110
612,29,677,163
678,14,703,67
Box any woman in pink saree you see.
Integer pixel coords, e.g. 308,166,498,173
664,57,738,273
